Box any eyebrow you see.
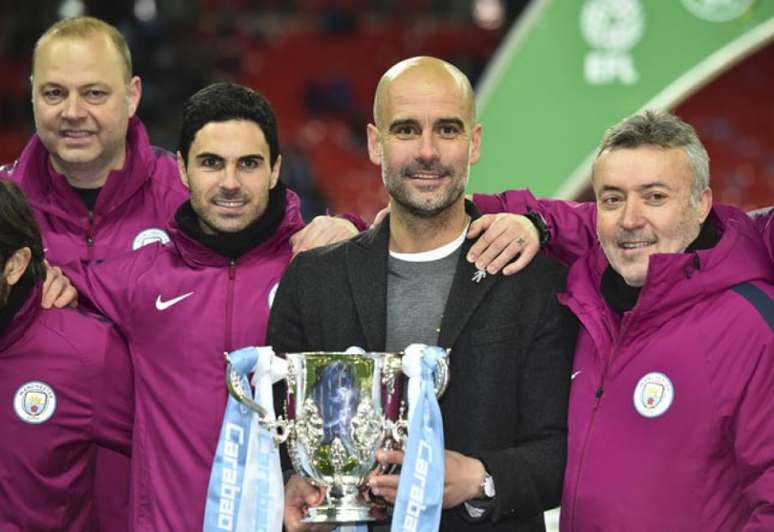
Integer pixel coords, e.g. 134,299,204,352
194,152,264,161
436,118,465,130
599,181,671,194
388,117,466,131
388,118,419,131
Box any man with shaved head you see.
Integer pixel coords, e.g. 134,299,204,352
268,56,578,532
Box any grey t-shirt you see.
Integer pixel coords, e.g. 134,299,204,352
385,248,460,353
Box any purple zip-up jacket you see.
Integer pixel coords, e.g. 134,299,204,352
69,191,305,531
0,283,133,531
0,116,188,265
473,190,774,530
1,116,188,532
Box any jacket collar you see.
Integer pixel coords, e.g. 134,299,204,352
168,187,305,268
13,117,159,221
345,200,499,351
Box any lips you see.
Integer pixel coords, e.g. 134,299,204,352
619,241,654,249
402,164,452,181
60,130,95,138
212,198,248,209
409,172,444,180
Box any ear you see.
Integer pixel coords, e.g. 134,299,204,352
366,124,382,165
127,76,142,117
469,123,483,165
697,186,713,223
3,248,32,287
177,151,190,190
269,155,282,189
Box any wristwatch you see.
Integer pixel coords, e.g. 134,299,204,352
479,473,496,499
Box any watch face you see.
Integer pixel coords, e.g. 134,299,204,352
484,475,496,498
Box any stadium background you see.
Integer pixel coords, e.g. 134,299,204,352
0,0,771,526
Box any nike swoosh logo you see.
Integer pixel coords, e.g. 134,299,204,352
155,291,194,311
571,371,582,380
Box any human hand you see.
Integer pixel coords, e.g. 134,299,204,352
290,216,358,256
442,450,487,509
367,448,404,505
466,213,540,276
284,474,334,532
41,261,78,309
371,203,390,228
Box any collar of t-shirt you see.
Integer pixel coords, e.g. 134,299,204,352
70,185,102,212
389,222,469,262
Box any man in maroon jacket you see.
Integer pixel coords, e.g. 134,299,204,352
0,180,133,531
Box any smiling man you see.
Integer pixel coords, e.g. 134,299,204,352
469,111,774,531
1,16,187,264
267,56,578,532
64,82,359,531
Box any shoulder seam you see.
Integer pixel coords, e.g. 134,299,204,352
732,282,774,334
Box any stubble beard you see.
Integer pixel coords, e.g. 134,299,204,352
384,163,467,219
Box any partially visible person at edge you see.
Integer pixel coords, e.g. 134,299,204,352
466,111,774,531
267,56,578,532
0,180,133,531
0,15,362,531
67,82,363,531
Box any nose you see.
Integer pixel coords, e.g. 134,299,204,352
417,130,440,162
619,199,645,230
61,94,86,120
219,164,241,191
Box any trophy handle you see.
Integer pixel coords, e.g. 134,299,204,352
433,352,450,399
225,358,290,445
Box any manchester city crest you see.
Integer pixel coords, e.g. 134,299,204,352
14,381,57,424
132,227,170,251
633,372,674,418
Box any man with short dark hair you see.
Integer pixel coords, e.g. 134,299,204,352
0,181,132,530
469,111,774,531
71,81,360,531
268,56,578,532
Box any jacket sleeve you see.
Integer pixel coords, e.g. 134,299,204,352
65,252,145,333
88,323,134,455
737,341,774,531
472,189,598,265
476,284,577,522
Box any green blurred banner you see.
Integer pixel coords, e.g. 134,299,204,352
472,0,774,198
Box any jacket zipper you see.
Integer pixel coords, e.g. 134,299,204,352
86,211,95,262
225,259,237,352
569,316,630,531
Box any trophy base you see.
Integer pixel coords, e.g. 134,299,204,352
303,503,380,524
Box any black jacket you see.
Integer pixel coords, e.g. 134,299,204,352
267,205,578,531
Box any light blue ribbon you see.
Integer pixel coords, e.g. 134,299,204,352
203,347,282,532
390,345,446,532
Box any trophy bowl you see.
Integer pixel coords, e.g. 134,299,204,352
225,349,448,524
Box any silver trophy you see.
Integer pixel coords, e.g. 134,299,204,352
226,350,448,524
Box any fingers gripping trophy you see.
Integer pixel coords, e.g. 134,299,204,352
218,344,449,529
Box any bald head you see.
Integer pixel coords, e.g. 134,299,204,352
372,56,476,130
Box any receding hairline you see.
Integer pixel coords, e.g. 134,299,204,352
372,56,475,129
32,16,133,84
